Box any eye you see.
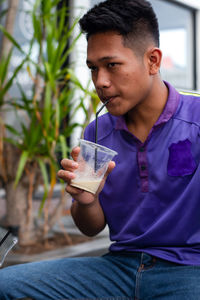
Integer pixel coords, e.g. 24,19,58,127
108,62,118,68
88,65,97,72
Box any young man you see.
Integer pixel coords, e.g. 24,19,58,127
1,0,200,299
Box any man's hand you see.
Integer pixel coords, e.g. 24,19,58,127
57,146,115,205
57,145,115,236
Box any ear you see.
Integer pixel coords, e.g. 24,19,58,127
147,47,162,75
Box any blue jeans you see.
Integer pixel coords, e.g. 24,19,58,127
0,252,200,300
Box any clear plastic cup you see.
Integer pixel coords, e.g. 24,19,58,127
71,139,117,194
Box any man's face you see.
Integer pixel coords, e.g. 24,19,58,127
87,31,153,116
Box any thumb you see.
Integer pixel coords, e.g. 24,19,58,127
104,161,116,179
96,161,116,194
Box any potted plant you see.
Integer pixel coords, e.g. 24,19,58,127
0,0,99,249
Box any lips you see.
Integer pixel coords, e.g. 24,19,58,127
101,95,117,103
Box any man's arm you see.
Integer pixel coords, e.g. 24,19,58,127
57,147,115,237
71,197,106,236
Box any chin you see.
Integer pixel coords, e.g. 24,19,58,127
109,111,124,117
107,106,129,117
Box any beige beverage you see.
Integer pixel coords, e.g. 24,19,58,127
71,178,101,194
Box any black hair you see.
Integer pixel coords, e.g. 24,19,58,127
79,0,159,54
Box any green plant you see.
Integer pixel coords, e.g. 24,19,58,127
0,0,99,246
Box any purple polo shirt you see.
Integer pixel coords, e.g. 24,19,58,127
84,81,200,265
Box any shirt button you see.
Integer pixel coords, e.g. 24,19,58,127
139,147,145,152
141,165,146,171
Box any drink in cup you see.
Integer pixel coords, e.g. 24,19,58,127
71,139,117,194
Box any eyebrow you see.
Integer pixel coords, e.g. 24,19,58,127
86,56,118,65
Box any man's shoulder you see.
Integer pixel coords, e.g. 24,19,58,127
174,92,200,126
84,112,117,141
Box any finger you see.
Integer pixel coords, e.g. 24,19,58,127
57,169,76,182
60,159,78,172
66,184,84,195
66,186,95,205
71,147,80,161
104,161,116,179
95,161,116,194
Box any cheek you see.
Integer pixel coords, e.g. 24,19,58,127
91,73,96,84
124,72,131,80
118,73,139,90
117,71,133,83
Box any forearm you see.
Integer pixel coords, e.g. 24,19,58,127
71,197,106,237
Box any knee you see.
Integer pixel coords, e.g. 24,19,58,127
0,266,19,297
0,270,9,297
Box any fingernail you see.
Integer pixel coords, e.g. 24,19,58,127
69,172,75,179
71,162,78,168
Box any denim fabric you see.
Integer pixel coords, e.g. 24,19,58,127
0,252,200,300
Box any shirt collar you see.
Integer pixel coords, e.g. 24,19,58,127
115,81,180,130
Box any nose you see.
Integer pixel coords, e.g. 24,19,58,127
94,69,111,90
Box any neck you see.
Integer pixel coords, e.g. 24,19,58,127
126,79,168,143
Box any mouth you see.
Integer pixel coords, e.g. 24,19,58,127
102,96,117,104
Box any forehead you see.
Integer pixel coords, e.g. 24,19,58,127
87,31,135,62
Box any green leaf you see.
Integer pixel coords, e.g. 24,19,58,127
0,25,25,54
15,151,29,186
57,5,66,38
0,8,8,19
52,41,67,73
4,137,19,147
45,62,55,91
0,48,13,85
59,135,68,158
37,158,49,216
16,82,33,113
64,32,82,58
5,125,20,137
63,123,81,138
28,120,43,150
38,189,48,217
0,58,26,105
37,158,49,187
46,34,54,64
44,82,52,130
55,101,60,138
66,68,85,91
32,14,42,42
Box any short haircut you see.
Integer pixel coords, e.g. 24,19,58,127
79,0,159,55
